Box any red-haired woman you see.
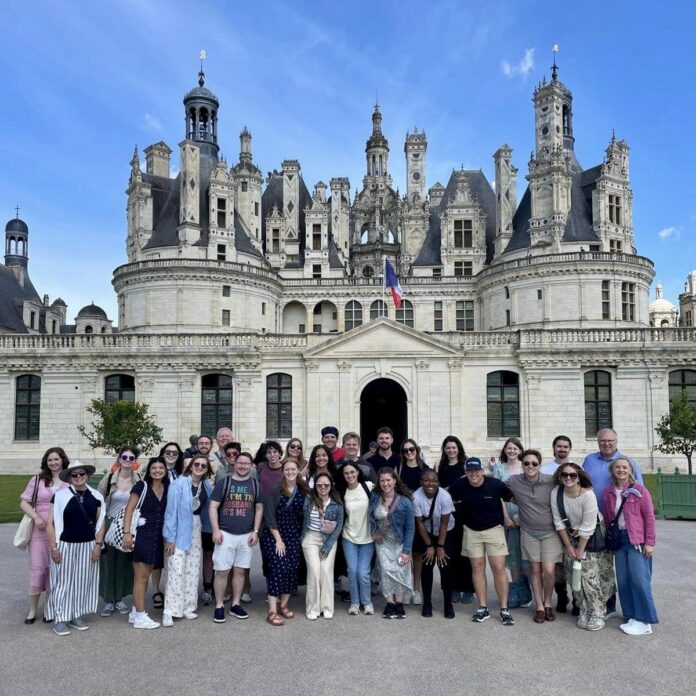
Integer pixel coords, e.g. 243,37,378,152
97,445,141,617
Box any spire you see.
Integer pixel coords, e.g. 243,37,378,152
198,49,206,87
372,102,382,135
551,43,559,81
130,145,139,170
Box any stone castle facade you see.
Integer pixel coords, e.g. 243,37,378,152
2,63,695,472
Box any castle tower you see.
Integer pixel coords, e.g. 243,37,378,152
679,271,696,327
364,103,391,183
405,128,427,201
232,127,263,245
533,60,574,157
4,213,29,286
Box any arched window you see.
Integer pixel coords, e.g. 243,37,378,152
669,369,696,408
201,373,233,437
584,370,612,437
395,299,414,328
84,325,93,334
266,373,292,438
101,326,107,334
15,374,41,440
105,374,135,403
487,371,519,438
345,301,363,331
370,300,387,320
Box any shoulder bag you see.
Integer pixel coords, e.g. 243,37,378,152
605,493,629,552
14,476,40,550
556,487,606,553
104,482,148,552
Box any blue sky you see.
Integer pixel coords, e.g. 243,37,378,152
2,0,694,321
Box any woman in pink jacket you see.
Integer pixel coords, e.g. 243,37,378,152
603,457,658,636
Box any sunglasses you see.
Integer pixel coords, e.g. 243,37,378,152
560,472,579,480
316,483,331,488
288,443,302,450
70,471,88,479
225,451,240,457
192,462,209,469
120,454,136,462
402,447,417,454
522,460,540,467
164,449,179,457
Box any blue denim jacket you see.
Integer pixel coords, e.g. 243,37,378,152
302,497,344,557
163,475,213,551
368,492,416,555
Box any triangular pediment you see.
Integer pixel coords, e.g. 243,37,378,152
304,318,462,359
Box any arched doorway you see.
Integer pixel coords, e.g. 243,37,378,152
360,378,407,453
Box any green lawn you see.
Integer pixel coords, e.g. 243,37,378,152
0,473,664,524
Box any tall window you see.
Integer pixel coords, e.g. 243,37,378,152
266,373,292,438
621,282,635,321
669,369,696,408
222,310,231,326
601,280,611,320
434,301,443,331
584,370,612,437
395,299,414,328
201,374,233,437
370,300,387,320
217,244,226,261
217,198,227,228
608,194,622,224
487,371,520,438
271,228,280,253
105,374,135,403
15,374,41,440
345,300,363,331
312,224,321,250
454,219,473,248
456,301,474,331
312,265,321,279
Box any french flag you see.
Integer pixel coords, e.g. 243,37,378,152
384,258,403,309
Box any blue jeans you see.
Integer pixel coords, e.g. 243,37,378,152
614,530,659,624
342,538,374,605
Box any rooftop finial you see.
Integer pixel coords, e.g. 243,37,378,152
375,90,379,110
15,205,20,219
198,49,207,87
551,43,559,81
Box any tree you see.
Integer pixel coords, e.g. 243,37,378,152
78,399,163,456
654,391,696,476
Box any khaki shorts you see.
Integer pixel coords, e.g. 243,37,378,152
462,524,508,559
521,529,563,563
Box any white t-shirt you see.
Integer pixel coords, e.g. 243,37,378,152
413,487,455,534
342,481,374,544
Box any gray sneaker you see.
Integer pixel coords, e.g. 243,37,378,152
586,615,606,631
100,602,114,617
53,622,70,636
576,612,590,630
68,617,89,631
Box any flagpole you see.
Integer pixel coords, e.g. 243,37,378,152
382,255,386,317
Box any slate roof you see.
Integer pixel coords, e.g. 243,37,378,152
413,170,497,266
0,265,40,332
504,156,601,253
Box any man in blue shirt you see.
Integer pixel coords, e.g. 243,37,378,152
582,428,643,514
582,427,643,618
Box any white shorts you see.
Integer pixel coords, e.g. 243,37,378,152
212,530,253,571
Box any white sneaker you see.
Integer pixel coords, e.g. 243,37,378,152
128,610,137,624
100,602,114,617
306,612,319,621
347,604,360,615
114,600,130,614
410,591,422,605
241,593,252,604
183,611,198,620
621,620,652,635
620,618,636,632
322,610,333,620
363,603,375,615
162,613,174,627
133,613,160,630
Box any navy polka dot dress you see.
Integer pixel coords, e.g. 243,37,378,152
131,480,168,566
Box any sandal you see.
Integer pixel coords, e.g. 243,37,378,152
266,611,285,626
153,592,164,609
279,605,294,619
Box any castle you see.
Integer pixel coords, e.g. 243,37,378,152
2,62,695,471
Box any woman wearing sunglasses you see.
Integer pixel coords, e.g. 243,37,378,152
285,438,308,475
46,461,106,636
161,455,213,627
505,449,562,623
301,472,344,620
97,445,142,618
551,463,615,631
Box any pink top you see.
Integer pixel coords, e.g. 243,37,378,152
20,476,69,529
603,482,656,547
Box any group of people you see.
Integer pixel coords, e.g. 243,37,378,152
18,425,658,637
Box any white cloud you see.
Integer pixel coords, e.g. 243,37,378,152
501,48,535,80
658,226,680,240
143,112,162,131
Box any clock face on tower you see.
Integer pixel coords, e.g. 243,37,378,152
412,172,421,181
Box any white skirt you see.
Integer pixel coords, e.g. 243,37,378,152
46,540,99,623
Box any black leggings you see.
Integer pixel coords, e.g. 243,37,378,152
420,530,454,606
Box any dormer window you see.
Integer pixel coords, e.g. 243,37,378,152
608,195,622,225
454,219,473,248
